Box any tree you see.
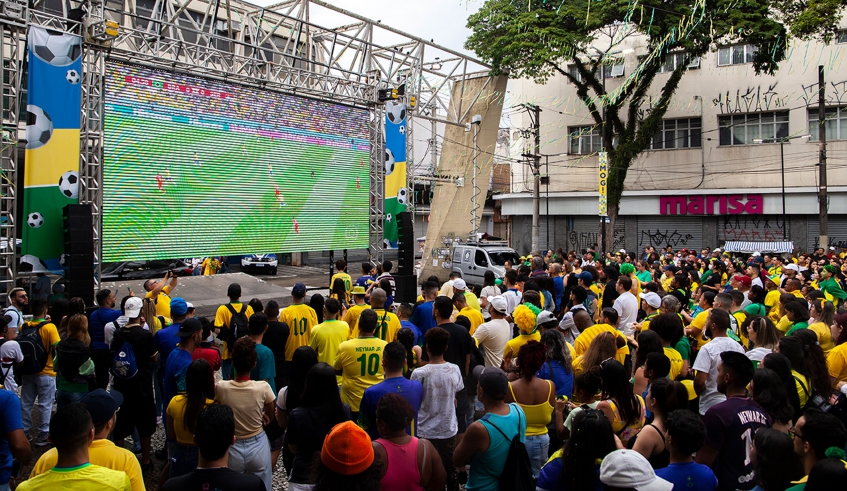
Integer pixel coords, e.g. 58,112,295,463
465,0,828,252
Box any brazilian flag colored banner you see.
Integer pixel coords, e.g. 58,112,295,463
23,26,83,271
384,101,408,247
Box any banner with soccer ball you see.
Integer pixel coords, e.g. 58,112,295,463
22,26,83,272
384,101,408,248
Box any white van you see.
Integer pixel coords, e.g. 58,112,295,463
451,241,521,288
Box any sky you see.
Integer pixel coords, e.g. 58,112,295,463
252,0,484,58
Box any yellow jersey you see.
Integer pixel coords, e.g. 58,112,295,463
464,291,482,312
732,311,748,348
664,346,684,381
808,321,835,354
280,303,319,361
330,272,353,301
310,319,351,385
776,315,792,333
459,306,485,336
573,323,629,366
351,308,400,342
334,336,388,411
504,331,541,358
145,285,172,319
166,396,215,445
23,320,60,377
688,309,711,349
21,463,131,491
30,440,142,491
214,302,255,360
765,290,782,322
343,303,370,335
827,343,847,386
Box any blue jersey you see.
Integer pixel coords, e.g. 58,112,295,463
400,320,421,345
358,376,423,440
410,301,437,337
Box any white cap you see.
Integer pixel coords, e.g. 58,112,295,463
487,295,507,315
452,278,468,291
713,248,722,253
186,302,194,310
752,251,761,257
618,249,626,254
124,297,143,318
600,450,673,491
536,311,557,326
830,246,836,251
639,291,662,309
784,263,799,272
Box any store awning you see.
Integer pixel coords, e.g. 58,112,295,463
722,241,794,254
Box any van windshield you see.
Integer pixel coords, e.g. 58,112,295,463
487,251,521,266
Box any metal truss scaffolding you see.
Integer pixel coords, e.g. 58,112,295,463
16,0,494,279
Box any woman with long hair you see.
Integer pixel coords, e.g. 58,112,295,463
330,278,349,313
827,312,847,389
50,297,70,339
58,296,86,339
776,335,816,416
750,428,804,491
744,316,780,368
276,346,318,472
629,378,689,468
166,359,216,477
784,300,811,336
310,294,325,324
395,328,421,379
54,314,94,407
504,340,556,479
750,368,794,433
287,362,352,490
538,330,574,399
573,331,618,375
808,299,836,353
761,352,804,423
536,407,617,491
632,330,664,396
794,329,832,401
745,285,768,317
597,358,646,446
479,270,500,321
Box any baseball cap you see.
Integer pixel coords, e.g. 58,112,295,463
186,302,195,312
752,251,761,257
351,286,367,296
713,248,722,253
452,278,468,291
639,292,661,309
600,449,673,491
170,297,188,316
536,310,557,326
473,366,508,400
733,274,752,287
767,274,781,285
830,246,836,251
80,389,124,427
576,271,593,283
321,421,374,475
619,249,627,254
177,317,202,338
292,282,306,297
487,295,508,315
784,263,799,272
124,297,143,318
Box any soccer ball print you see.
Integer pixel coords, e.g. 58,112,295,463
27,212,44,228
25,105,53,150
58,170,80,199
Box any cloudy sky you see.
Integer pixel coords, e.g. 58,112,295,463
253,0,484,58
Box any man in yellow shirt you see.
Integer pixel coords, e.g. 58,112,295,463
343,286,370,334
144,271,178,319
454,292,485,335
18,404,131,491
31,389,143,491
201,257,220,275
330,259,353,302
573,308,629,366
310,298,350,385
214,283,254,380
280,282,319,379
19,298,61,446
359,288,400,342
334,309,387,419
452,278,482,312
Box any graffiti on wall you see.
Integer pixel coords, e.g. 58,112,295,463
568,229,625,252
720,216,787,242
813,236,847,250
712,82,789,114
639,229,694,248
801,80,847,108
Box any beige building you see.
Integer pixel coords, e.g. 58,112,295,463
498,27,847,254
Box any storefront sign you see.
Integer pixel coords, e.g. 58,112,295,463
598,152,608,216
660,194,763,215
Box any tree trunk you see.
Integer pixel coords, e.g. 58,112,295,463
606,202,619,255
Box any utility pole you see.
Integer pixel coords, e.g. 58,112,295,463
819,65,829,249
530,104,541,256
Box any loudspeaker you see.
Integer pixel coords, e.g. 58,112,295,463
396,211,414,276
394,274,418,304
63,204,95,306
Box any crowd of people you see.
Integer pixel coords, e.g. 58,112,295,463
2,249,847,490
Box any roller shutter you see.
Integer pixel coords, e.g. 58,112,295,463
807,216,847,251
566,216,626,252
637,217,703,251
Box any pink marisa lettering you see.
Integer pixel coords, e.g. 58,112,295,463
659,195,762,215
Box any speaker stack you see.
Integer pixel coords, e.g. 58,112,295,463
394,211,417,304
63,204,95,306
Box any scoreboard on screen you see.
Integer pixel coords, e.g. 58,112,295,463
101,63,371,262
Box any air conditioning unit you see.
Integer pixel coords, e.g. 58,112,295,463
215,20,242,32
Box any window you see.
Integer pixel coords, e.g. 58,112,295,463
809,107,847,140
609,62,625,77
651,118,702,149
837,30,847,44
569,125,602,154
659,52,700,73
567,64,601,82
718,111,789,146
717,44,758,66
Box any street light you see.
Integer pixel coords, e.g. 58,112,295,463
753,134,810,237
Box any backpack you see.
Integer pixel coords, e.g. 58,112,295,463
225,304,249,346
480,405,533,491
16,321,50,375
111,340,138,380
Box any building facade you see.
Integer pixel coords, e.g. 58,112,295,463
498,26,847,254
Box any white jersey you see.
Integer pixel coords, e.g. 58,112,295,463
0,339,23,391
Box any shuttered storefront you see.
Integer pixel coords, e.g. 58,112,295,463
637,217,704,251
807,216,847,251
566,217,626,253
717,215,789,244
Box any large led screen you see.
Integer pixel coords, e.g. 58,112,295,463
103,63,370,262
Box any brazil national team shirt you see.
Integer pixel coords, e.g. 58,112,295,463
358,376,423,440
703,396,771,491
333,336,387,412
279,303,318,361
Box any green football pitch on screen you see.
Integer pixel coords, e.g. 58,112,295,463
102,63,370,262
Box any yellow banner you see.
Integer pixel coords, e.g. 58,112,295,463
598,152,608,216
